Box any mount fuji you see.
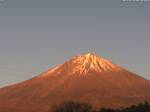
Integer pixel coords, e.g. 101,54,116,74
0,53,150,112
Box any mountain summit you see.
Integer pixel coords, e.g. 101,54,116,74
41,53,121,77
64,53,121,74
0,53,150,112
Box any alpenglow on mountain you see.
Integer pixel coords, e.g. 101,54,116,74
0,53,150,112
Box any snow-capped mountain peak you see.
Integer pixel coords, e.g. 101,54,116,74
65,53,121,75
40,53,122,77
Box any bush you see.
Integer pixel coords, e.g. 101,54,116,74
52,101,92,112
51,101,150,112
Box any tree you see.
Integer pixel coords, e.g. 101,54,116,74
51,101,93,112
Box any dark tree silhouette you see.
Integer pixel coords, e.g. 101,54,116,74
51,101,92,112
51,101,150,112
100,108,115,112
99,101,150,112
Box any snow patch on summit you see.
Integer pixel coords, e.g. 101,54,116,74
40,53,122,78
69,53,121,75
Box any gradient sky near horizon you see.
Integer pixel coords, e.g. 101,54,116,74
0,0,150,87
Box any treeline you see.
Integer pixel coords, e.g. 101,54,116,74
52,101,150,112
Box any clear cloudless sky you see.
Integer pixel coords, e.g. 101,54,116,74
0,0,150,87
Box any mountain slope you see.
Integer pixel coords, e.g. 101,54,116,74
0,53,150,112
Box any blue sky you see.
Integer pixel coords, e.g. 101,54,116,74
0,0,150,87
